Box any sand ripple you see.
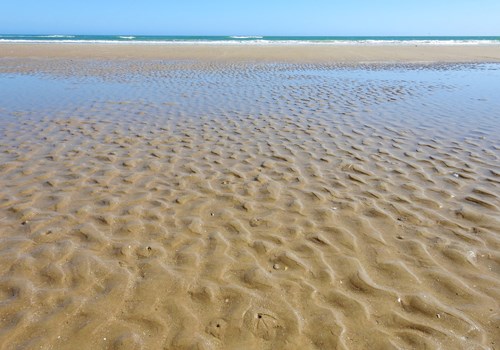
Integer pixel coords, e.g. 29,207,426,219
0,60,499,349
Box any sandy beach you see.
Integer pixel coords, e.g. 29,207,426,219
1,43,500,62
0,45,499,349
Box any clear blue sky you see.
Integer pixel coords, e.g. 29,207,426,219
1,0,499,36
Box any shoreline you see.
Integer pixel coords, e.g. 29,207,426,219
1,43,500,62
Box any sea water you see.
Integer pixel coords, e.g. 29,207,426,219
0,34,499,45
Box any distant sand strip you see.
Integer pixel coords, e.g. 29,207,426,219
1,43,500,62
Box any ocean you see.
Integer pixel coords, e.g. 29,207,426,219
1,34,499,45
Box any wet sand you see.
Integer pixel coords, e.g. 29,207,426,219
0,50,499,350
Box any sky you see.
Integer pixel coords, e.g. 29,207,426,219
1,0,499,36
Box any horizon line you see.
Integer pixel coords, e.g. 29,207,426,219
1,33,500,37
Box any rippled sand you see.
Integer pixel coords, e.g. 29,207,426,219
0,58,499,349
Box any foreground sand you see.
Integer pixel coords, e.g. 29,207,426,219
1,43,500,62
0,52,499,349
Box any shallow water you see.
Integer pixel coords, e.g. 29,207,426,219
0,60,499,349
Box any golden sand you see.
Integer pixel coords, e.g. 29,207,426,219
0,51,499,349
1,43,500,62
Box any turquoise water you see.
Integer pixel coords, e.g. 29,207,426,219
1,34,499,45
